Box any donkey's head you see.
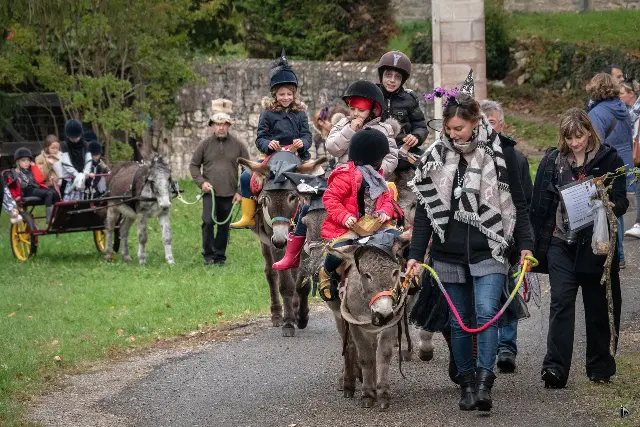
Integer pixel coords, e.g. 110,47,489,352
144,156,172,210
237,155,327,248
329,231,411,327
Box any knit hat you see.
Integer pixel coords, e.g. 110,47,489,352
64,119,84,139
14,147,33,163
269,49,298,90
88,140,103,156
348,128,389,166
208,98,234,126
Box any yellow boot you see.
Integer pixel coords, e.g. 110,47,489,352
318,267,340,301
231,197,256,228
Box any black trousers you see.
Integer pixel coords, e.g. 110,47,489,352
202,194,233,262
543,240,621,380
22,187,59,207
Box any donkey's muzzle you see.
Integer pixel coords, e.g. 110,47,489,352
371,311,393,327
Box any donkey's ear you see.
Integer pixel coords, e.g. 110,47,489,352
327,244,358,265
392,230,412,254
296,156,328,175
237,158,269,177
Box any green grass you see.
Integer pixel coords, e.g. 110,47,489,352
509,10,640,52
505,115,558,150
0,180,274,426
388,19,431,55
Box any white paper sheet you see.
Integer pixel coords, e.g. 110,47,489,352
559,178,597,231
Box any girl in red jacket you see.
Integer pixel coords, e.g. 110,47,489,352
7,147,60,221
318,128,403,301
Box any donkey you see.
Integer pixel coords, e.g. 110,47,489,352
237,152,327,337
326,231,411,411
104,156,174,265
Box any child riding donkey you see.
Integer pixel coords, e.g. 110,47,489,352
231,50,313,229
271,80,400,271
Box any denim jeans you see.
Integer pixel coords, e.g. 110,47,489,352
617,216,625,262
497,319,518,355
293,204,309,236
238,159,264,198
444,273,505,375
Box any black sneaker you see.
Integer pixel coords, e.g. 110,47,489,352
589,376,611,384
619,260,626,269
204,258,215,266
213,259,225,266
496,352,516,373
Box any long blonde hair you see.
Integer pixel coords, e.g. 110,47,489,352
557,108,602,154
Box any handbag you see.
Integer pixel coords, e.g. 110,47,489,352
633,134,640,166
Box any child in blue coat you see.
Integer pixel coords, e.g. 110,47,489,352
232,51,312,228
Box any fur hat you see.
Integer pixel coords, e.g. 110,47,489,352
269,49,298,90
348,128,389,165
208,98,234,126
64,119,84,139
14,147,33,163
88,140,103,156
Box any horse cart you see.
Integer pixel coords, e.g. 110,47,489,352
5,172,120,261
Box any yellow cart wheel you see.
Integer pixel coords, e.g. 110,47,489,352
10,215,37,261
93,230,107,253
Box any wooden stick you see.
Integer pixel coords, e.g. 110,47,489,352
594,180,617,356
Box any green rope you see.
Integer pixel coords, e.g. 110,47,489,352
175,189,240,225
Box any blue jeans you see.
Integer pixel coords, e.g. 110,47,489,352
293,204,309,236
498,319,518,355
444,273,505,375
239,159,263,198
617,216,625,262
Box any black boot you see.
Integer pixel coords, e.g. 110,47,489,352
541,367,566,389
458,372,477,410
476,369,495,411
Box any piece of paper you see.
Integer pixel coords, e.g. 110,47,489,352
559,178,597,231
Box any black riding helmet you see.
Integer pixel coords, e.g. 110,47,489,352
342,80,385,120
14,147,33,163
269,49,298,90
348,128,389,167
88,140,103,156
64,119,84,140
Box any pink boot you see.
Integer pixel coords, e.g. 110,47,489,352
272,234,305,270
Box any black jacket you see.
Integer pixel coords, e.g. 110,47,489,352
529,144,628,274
378,84,428,149
408,134,534,265
255,110,312,161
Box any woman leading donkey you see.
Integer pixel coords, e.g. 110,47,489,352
405,72,534,412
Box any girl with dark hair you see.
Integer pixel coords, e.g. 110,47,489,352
531,108,626,389
405,73,533,412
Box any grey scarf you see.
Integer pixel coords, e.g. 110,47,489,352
357,165,389,199
409,119,516,263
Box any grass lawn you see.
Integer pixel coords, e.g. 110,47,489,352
0,180,274,426
388,19,431,55
509,10,640,52
505,115,558,150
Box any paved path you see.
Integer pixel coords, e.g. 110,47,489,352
29,213,640,427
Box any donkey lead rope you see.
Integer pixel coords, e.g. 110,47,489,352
420,256,539,334
175,189,240,225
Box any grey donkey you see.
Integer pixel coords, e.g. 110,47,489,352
237,155,327,337
326,231,412,411
104,156,174,265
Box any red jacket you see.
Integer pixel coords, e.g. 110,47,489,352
5,165,48,200
321,162,402,239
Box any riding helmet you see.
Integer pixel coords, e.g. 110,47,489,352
342,81,385,118
348,128,389,166
269,49,298,90
64,119,84,139
88,140,103,156
14,147,33,162
377,51,412,84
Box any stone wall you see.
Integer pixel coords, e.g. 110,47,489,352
392,0,639,18
164,59,433,178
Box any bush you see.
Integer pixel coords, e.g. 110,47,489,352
240,0,398,61
108,140,134,163
485,0,513,80
409,30,432,64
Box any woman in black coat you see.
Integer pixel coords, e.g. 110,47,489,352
530,108,626,388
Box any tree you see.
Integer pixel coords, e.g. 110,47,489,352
0,0,201,160
240,0,398,61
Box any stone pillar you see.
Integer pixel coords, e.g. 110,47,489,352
431,0,487,117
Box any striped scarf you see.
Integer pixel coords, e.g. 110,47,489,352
408,119,516,263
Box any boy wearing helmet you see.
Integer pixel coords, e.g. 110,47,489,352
376,50,428,169
232,50,312,228
318,128,403,301
326,80,399,178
